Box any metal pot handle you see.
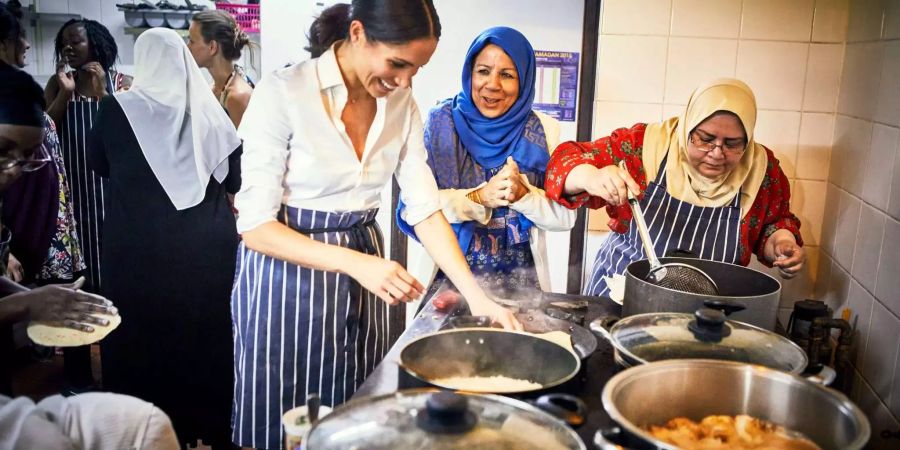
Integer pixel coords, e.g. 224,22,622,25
593,427,637,450
589,316,620,342
530,393,588,428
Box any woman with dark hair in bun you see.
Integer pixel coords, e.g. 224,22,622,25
232,1,520,448
188,9,255,127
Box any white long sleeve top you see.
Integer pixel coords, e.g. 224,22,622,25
234,46,441,233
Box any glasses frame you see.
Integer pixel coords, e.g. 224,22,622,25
688,131,747,157
0,141,51,173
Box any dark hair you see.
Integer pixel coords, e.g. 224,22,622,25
0,1,24,47
306,0,441,58
192,9,252,61
53,19,118,72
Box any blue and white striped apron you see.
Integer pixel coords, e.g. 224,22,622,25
585,155,742,296
230,206,390,449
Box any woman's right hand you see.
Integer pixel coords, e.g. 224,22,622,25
583,164,641,206
347,253,425,305
55,61,76,94
477,168,514,208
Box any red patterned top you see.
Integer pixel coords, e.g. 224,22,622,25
544,123,802,266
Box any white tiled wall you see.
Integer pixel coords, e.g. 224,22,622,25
814,0,900,446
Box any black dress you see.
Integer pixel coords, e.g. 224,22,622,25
87,96,241,448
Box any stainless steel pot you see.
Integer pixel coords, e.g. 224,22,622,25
624,257,782,330
596,360,870,450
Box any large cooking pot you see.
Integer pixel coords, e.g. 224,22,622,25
625,257,781,330
590,308,810,375
595,360,870,450
399,328,581,394
305,389,586,449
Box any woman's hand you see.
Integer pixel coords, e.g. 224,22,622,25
466,294,523,330
6,254,23,283
477,169,513,208
81,62,108,98
501,157,530,203
583,164,641,206
347,253,425,305
55,61,76,94
770,232,805,279
8,277,117,332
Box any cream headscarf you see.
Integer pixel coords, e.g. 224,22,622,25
642,78,768,213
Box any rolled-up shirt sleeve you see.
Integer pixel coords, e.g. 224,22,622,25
396,101,441,226
234,73,292,233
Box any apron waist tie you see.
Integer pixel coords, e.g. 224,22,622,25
299,218,378,256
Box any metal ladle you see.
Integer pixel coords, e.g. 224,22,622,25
619,162,720,295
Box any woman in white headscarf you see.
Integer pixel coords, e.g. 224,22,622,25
87,28,241,449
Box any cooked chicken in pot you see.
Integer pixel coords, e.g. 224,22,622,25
645,414,820,450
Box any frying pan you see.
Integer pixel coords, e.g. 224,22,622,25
399,328,581,394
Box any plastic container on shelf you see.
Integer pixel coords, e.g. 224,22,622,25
164,11,192,29
144,10,167,28
215,2,259,33
123,10,147,27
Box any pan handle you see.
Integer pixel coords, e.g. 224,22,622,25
530,393,588,428
593,427,639,450
445,315,495,329
589,316,620,342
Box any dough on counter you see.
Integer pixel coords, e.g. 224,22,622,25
27,313,122,347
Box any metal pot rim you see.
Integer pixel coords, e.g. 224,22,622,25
625,257,782,299
601,359,871,450
398,328,582,393
604,311,809,374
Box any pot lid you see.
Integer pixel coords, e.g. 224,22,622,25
305,390,584,450
607,309,808,373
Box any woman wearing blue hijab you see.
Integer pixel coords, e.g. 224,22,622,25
399,27,574,296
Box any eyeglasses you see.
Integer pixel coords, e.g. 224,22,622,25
689,131,746,156
0,144,51,173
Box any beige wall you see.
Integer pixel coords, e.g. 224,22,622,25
815,0,900,445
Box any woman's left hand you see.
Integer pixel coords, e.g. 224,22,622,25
771,234,805,279
467,295,523,331
82,62,108,97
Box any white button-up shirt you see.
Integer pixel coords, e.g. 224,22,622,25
234,46,441,233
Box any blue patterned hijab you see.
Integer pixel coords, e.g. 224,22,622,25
397,27,549,250
452,26,548,174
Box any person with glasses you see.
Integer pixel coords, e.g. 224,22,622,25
544,78,805,297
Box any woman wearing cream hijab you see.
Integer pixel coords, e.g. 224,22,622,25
544,78,805,296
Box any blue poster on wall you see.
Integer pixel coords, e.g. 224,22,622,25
533,50,580,122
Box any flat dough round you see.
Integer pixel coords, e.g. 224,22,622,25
27,313,122,347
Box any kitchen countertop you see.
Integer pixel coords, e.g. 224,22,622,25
353,286,626,447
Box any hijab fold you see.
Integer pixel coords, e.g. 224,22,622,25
114,28,240,211
642,78,768,213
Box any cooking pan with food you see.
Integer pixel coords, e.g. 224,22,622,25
592,360,869,450
399,328,581,396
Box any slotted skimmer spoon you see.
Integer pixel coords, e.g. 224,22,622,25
619,161,720,295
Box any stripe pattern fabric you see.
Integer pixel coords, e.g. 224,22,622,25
60,96,105,292
230,205,390,449
585,156,742,297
